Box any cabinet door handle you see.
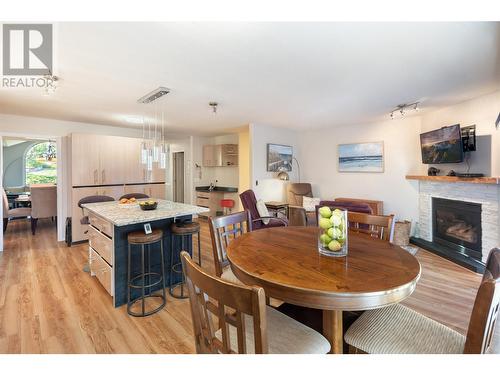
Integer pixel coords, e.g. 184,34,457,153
102,170,105,183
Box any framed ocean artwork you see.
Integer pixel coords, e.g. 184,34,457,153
338,142,384,173
267,143,293,172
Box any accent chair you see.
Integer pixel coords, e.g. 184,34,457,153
286,183,317,226
239,189,288,230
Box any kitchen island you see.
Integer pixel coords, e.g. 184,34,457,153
82,199,209,307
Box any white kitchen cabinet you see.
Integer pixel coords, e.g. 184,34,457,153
202,144,238,167
71,134,101,186
99,136,126,185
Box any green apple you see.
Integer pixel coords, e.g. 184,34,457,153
337,236,346,245
328,227,342,239
318,206,332,218
319,233,332,246
328,240,342,252
332,209,343,217
319,217,333,229
330,214,342,227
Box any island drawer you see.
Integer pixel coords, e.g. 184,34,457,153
88,212,113,238
196,197,209,207
196,191,211,199
88,226,113,266
90,248,113,296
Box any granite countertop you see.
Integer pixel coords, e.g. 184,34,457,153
82,199,209,226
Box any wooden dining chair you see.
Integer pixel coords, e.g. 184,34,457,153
348,212,395,242
180,251,331,354
345,248,500,354
208,210,252,284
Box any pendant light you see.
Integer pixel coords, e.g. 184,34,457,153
137,87,171,175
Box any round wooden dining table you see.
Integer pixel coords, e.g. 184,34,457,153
226,226,421,354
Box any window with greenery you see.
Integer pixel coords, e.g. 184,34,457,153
25,142,57,185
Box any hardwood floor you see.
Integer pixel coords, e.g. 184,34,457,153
0,217,498,353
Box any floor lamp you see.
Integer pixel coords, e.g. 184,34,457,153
277,157,301,183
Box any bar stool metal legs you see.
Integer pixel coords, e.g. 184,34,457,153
170,234,188,299
127,229,166,317
169,222,202,299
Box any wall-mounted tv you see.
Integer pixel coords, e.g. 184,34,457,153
420,124,464,164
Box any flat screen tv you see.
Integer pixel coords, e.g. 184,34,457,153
420,124,464,164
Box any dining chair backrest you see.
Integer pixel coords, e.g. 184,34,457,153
464,248,500,353
2,188,9,218
209,210,252,277
348,211,395,242
30,185,57,219
181,251,267,354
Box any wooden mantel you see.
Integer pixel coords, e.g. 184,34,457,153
406,175,500,185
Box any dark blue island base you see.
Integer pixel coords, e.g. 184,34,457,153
113,215,192,307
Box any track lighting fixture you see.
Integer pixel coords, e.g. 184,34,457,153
390,101,420,120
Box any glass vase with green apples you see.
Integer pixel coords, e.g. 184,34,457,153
317,206,348,257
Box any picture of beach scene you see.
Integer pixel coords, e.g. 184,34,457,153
267,143,293,172
338,142,384,172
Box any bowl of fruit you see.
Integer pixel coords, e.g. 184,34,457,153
139,200,158,211
317,206,348,257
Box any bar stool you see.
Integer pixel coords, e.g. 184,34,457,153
127,229,166,317
169,221,201,299
220,199,235,215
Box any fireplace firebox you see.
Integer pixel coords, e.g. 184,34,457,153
432,197,482,261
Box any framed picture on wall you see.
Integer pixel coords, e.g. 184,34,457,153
338,141,384,173
267,143,293,172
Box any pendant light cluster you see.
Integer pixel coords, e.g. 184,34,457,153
137,87,171,181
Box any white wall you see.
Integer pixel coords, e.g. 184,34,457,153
299,117,422,223
249,123,300,202
420,90,500,176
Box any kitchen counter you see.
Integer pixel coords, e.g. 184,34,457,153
195,186,238,193
82,199,209,226
81,199,208,307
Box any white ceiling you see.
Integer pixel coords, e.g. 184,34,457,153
0,22,499,135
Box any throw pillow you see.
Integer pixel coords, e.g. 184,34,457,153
256,199,271,225
303,196,320,212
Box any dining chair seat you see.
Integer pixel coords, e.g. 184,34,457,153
345,303,465,354
221,267,243,285
8,207,32,218
215,305,331,354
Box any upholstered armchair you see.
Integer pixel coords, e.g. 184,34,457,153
239,189,288,230
30,185,57,234
287,183,317,226
2,188,32,233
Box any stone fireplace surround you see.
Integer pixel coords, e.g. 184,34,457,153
408,176,500,272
